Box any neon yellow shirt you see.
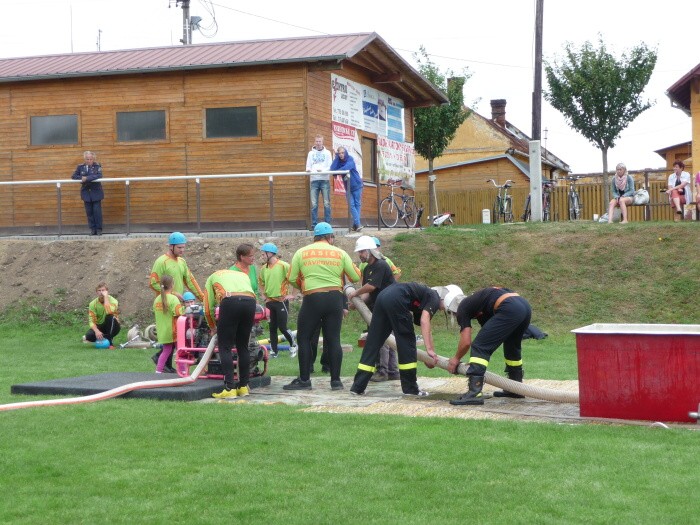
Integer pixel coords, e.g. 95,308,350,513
150,253,203,300
88,295,119,329
230,262,259,295
153,292,183,344
288,240,360,293
260,259,290,300
204,270,255,329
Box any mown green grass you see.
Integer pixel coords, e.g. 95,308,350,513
1,222,699,524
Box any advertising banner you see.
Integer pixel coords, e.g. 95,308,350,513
377,136,415,189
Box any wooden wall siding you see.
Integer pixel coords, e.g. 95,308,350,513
416,180,679,224
415,158,530,194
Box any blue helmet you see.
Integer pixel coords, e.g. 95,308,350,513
314,222,334,236
168,231,187,245
372,236,381,247
95,339,111,349
261,242,278,254
182,291,196,301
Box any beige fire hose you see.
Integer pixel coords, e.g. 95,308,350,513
0,336,218,412
344,284,579,404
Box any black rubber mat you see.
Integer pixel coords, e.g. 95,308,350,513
11,373,271,402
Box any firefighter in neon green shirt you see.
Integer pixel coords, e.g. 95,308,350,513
83,281,120,348
149,231,203,301
283,222,360,392
204,269,257,399
259,242,295,358
152,275,183,373
229,243,259,296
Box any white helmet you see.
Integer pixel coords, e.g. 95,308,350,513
354,235,377,252
444,285,464,313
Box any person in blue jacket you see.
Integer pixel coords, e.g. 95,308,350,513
331,146,364,232
71,151,105,235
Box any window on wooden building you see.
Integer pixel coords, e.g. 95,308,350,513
205,106,258,138
30,114,78,146
116,110,167,142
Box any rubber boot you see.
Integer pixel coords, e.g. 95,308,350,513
494,366,525,398
449,375,484,406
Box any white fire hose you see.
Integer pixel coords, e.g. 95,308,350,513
344,284,579,404
0,336,218,412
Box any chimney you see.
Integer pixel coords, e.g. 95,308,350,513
491,99,507,128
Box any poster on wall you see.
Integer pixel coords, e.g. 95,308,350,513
331,121,363,195
331,75,363,129
386,97,405,142
377,136,415,189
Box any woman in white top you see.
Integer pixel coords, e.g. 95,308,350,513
666,160,691,221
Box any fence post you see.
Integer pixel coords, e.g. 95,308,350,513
377,181,381,230
196,178,201,234
125,180,131,236
56,182,62,237
643,171,650,221
269,175,274,232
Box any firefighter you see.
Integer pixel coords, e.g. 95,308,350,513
259,242,296,358
447,287,532,406
283,222,360,391
204,268,257,399
350,282,440,397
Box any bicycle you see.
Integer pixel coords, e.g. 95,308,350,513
522,179,556,222
563,175,584,220
379,180,417,228
486,179,514,223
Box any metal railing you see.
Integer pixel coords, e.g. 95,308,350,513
0,170,349,236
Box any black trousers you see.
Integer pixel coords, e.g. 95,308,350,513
266,300,294,352
466,296,532,376
310,325,329,370
217,296,256,389
85,315,121,345
296,291,343,382
352,286,420,395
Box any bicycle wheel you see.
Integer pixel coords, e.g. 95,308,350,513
492,197,501,224
542,195,551,222
403,199,418,228
522,196,531,222
379,197,399,227
503,196,513,223
569,193,580,220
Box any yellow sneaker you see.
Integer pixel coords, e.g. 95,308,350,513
212,388,238,399
237,386,250,397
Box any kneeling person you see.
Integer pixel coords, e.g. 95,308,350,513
448,287,532,406
84,282,120,348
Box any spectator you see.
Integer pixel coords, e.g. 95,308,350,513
666,160,691,222
83,281,120,348
71,151,104,235
306,134,333,228
695,171,700,219
607,163,635,224
331,146,364,231
152,275,183,374
283,222,360,391
230,243,259,296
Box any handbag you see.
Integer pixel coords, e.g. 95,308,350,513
633,188,649,206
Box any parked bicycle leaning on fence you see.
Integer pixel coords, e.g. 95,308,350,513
563,175,584,220
379,180,417,228
486,179,514,223
522,179,555,222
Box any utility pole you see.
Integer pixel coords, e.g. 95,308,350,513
532,0,544,140
96,29,102,51
178,0,192,45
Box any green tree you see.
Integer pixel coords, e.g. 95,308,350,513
413,46,470,223
544,37,657,204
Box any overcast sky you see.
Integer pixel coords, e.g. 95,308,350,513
2,0,697,174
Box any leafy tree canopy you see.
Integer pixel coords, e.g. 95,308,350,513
544,37,657,163
413,46,470,163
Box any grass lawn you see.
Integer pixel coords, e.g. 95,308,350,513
1,223,699,524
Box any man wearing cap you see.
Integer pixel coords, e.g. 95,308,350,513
204,268,258,399
259,242,296,358
283,222,360,391
446,287,532,406
149,231,204,371
350,282,440,397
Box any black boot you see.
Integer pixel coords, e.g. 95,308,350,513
450,375,484,406
494,366,525,398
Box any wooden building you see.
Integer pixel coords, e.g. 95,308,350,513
0,33,447,234
414,99,570,194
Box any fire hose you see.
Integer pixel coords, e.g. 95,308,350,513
0,336,218,412
344,284,579,404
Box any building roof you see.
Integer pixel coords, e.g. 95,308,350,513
415,153,531,176
654,140,692,159
0,32,448,108
666,61,700,116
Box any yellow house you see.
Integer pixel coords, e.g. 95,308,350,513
414,99,570,193
666,62,699,196
654,141,692,170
